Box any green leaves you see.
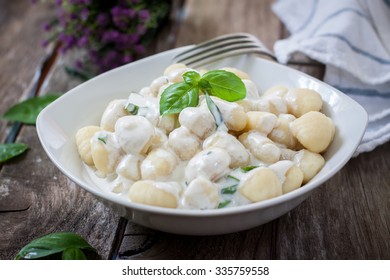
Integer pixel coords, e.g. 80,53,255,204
124,103,139,115
205,93,224,127
201,70,246,101
159,70,246,116
15,232,99,260
159,82,199,116
1,93,61,164
0,143,28,163
218,200,231,208
240,165,259,173
3,94,61,125
221,184,238,195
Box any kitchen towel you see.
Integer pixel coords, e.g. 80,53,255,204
272,0,390,155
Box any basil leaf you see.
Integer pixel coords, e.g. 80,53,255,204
0,143,28,163
221,184,238,194
3,94,61,125
15,232,98,260
241,165,259,173
183,71,201,86
218,200,231,208
159,82,199,115
205,93,224,127
124,103,139,115
62,247,87,260
200,70,246,101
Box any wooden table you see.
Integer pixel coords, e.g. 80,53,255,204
1,0,389,260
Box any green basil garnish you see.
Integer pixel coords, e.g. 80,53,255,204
183,71,201,85
15,232,99,260
201,70,246,102
3,94,61,125
0,143,28,163
227,174,240,182
241,165,259,173
124,103,139,115
205,93,224,127
159,82,199,116
218,200,231,209
221,184,238,194
97,135,107,144
159,70,246,116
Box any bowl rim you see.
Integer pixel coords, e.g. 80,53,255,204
36,46,368,218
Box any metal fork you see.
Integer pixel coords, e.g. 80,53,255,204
173,32,277,68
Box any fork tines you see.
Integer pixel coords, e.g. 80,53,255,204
174,33,276,67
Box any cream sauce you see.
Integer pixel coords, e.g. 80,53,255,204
79,66,331,210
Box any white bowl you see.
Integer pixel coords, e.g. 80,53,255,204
36,46,367,235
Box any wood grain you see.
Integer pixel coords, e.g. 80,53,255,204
175,0,281,50
1,0,389,261
0,0,55,142
0,124,120,259
276,142,390,259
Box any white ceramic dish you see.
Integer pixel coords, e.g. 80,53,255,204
36,46,367,235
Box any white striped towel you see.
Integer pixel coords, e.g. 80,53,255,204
272,0,390,156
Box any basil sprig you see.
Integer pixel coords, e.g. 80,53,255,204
15,232,99,260
159,70,246,116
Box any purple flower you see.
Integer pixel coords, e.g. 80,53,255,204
39,0,171,74
128,33,139,44
41,40,49,48
102,30,120,42
59,33,77,52
111,6,123,17
122,54,133,63
134,44,145,54
138,9,150,21
80,8,89,21
41,22,51,31
70,13,78,20
136,24,146,35
101,50,121,71
77,36,89,47
97,13,109,26
75,59,84,70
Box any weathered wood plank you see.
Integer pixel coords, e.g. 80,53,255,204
276,142,390,259
0,125,120,260
0,0,55,142
175,0,281,50
118,222,276,260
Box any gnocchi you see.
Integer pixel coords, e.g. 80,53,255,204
75,63,335,210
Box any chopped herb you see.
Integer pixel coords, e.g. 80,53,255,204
221,184,238,194
218,200,231,208
97,135,107,144
205,92,224,127
125,103,139,115
227,174,240,182
240,165,259,173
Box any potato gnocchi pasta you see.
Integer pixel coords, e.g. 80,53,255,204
75,63,335,210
